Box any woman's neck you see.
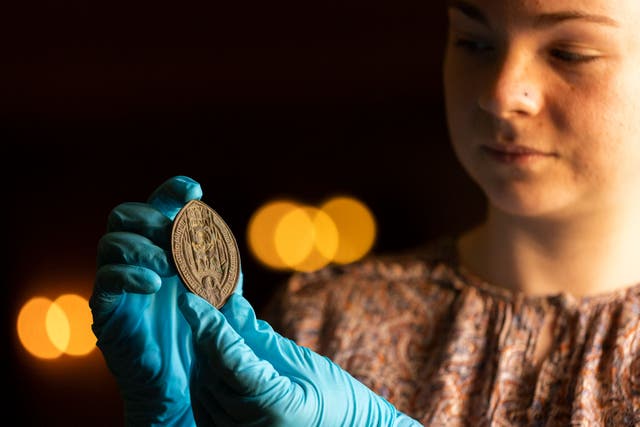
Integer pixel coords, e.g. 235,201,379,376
458,202,640,298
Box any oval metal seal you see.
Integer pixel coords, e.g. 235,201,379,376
171,200,241,308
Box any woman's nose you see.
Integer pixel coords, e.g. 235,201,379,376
477,52,543,119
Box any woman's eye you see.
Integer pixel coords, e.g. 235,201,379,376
453,37,493,54
550,49,599,64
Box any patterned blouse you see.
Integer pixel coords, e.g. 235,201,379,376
261,236,640,426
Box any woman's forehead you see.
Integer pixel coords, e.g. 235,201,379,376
449,0,636,27
453,0,628,15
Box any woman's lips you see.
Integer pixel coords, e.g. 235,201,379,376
481,144,554,165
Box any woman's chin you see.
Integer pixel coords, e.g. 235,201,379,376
485,189,577,219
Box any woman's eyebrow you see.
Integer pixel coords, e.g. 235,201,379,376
447,0,619,29
534,11,620,28
447,0,489,26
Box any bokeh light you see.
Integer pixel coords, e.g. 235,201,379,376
45,301,71,353
320,196,376,264
17,294,95,359
285,207,338,272
248,195,376,272
51,294,96,356
274,207,316,268
247,200,300,270
17,297,64,359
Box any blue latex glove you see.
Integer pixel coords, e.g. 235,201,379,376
90,175,243,426
178,292,423,427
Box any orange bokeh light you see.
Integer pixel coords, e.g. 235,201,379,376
51,294,96,356
17,297,64,359
321,196,376,264
247,196,377,272
17,293,95,359
247,200,300,270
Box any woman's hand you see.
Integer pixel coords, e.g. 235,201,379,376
179,292,422,427
90,175,203,426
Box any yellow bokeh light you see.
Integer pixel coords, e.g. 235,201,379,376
321,196,376,264
310,208,339,261
46,301,70,352
289,207,339,272
274,207,316,268
248,196,376,272
17,297,63,359
51,294,96,356
247,200,300,270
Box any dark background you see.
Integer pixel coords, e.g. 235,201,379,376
4,1,486,425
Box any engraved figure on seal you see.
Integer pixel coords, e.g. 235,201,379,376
185,204,228,292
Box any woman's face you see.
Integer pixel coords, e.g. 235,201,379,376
443,0,640,218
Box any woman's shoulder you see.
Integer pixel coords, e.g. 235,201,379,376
284,234,462,296
261,234,466,343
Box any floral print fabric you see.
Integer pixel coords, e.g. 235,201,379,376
261,237,640,426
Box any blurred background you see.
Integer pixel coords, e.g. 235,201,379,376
4,0,486,425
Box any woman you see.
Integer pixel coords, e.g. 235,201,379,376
91,0,640,425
